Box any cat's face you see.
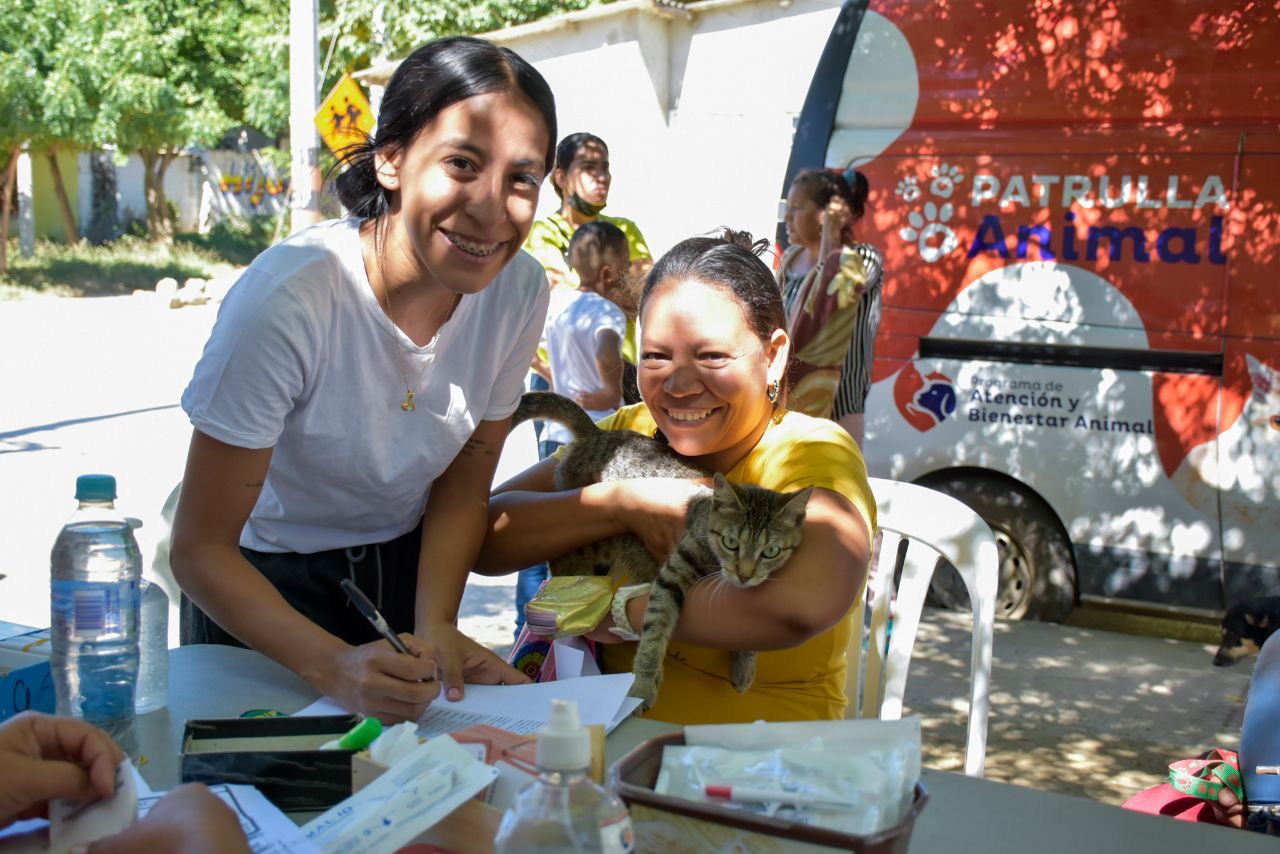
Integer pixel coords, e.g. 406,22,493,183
706,476,814,587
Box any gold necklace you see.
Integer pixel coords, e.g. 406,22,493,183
381,283,462,412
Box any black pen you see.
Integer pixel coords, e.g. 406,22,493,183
340,578,414,656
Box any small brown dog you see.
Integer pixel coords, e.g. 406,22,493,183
1213,596,1280,666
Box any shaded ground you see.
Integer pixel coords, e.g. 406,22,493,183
899,611,1249,804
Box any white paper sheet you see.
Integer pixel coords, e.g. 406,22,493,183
550,637,600,678
298,672,638,736
48,759,137,854
138,784,317,854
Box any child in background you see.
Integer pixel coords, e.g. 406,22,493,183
545,221,633,449
513,221,632,635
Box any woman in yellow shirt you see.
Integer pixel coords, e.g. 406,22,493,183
478,230,874,723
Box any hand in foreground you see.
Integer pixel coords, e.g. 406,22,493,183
573,388,621,412
415,622,531,702
0,712,123,827
615,477,712,562
1209,786,1247,829
319,635,441,724
89,784,250,854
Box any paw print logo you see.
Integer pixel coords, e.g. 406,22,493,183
929,163,965,198
895,176,922,202
899,201,960,264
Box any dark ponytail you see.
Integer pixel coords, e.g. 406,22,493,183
641,228,783,349
333,143,385,221
333,36,557,220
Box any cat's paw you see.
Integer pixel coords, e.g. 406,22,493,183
730,651,756,694
628,677,659,712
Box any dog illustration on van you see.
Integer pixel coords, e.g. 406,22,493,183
1171,355,1280,546
894,364,957,432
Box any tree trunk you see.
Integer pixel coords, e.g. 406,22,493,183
46,145,81,244
142,149,176,243
0,147,17,276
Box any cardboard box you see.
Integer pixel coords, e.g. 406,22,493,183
0,626,55,722
180,714,360,812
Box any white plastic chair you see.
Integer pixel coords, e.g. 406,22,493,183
845,477,998,777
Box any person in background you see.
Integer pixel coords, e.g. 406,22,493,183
481,229,874,723
0,712,250,853
525,132,653,407
171,36,555,723
778,167,883,446
513,221,632,636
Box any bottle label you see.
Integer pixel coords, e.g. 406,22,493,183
599,813,635,854
52,579,138,640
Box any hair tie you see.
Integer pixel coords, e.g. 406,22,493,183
843,165,858,187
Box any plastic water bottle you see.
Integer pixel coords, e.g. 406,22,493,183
135,578,169,713
50,474,140,757
494,699,634,853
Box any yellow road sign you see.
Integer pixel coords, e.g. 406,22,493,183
315,74,375,156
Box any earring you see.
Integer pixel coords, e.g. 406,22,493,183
766,381,779,403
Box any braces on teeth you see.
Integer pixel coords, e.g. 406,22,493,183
445,232,501,256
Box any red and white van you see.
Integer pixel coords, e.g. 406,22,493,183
786,1,1280,620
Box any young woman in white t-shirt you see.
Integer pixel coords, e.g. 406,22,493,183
172,37,556,722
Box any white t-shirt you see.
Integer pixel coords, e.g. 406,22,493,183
545,290,626,446
182,218,549,553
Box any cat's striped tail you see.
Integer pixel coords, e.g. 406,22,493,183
510,391,602,438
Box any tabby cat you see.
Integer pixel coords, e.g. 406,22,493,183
510,391,812,710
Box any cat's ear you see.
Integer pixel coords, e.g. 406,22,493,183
782,486,815,517
712,472,744,505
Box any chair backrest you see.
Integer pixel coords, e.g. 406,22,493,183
845,477,998,777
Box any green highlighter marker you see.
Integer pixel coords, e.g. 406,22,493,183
337,716,383,751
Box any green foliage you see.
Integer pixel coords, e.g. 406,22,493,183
0,0,602,242
318,0,600,94
0,235,241,297
0,0,600,155
175,215,279,266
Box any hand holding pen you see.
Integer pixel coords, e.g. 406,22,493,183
342,579,531,707
315,580,441,723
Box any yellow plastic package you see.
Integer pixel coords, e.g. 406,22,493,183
523,576,615,638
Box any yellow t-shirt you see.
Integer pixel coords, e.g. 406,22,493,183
524,212,651,366
576,404,876,724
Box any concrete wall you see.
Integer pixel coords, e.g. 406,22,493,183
494,0,841,257
32,148,80,242
68,149,287,238
75,151,205,235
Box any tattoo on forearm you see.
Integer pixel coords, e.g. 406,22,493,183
245,480,264,488
460,437,496,457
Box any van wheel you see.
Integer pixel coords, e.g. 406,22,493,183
917,474,1077,622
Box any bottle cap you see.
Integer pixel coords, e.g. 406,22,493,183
75,474,117,502
536,698,590,771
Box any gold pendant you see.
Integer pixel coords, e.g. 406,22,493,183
401,389,416,412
